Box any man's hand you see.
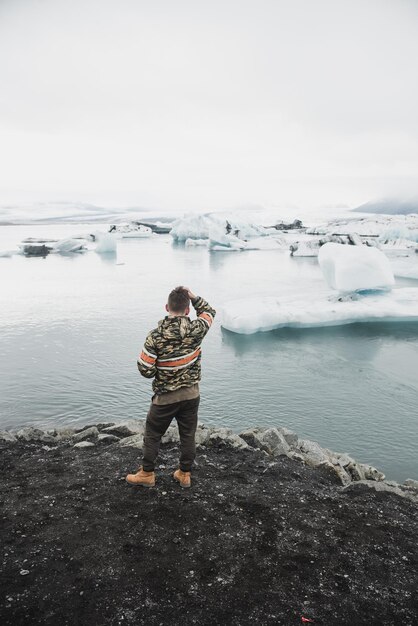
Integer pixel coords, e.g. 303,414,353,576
183,287,196,300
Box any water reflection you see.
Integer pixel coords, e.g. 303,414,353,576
222,322,418,363
96,250,117,264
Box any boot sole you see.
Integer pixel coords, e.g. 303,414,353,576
125,478,155,487
173,477,191,488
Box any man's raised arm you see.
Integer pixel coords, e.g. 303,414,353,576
186,289,216,339
137,333,157,378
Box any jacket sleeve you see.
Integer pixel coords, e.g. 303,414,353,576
189,296,216,341
137,332,158,378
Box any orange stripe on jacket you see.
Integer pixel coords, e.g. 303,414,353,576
156,347,201,369
139,351,156,365
199,312,213,326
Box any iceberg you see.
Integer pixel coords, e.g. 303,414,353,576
289,233,376,258
318,243,395,292
185,238,209,247
379,238,418,255
390,257,418,280
95,232,117,254
221,289,418,334
109,223,152,238
307,214,418,243
210,235,286,252
205,219,286,252
52,238,87,254
170,213,274,242
0,249,16,258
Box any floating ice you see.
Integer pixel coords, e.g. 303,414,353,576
52,238,87,254
210,235,286,252
379,238,418,255
390,257,418,280
170,213,273,242
185,238,209,247
110,223,152,238
307,214,418,242
221,289,418,334
0,249,16,258
318,243,395,292
95,232,117,254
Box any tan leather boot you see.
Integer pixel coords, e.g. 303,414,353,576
126,467,155,487
173,468,191,488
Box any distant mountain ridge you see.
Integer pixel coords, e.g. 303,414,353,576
353,198,418,215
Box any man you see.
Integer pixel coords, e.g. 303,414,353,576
126,286,216,489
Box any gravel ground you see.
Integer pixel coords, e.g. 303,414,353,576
0,440,417,625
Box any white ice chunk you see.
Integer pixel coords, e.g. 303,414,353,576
170,213,272,242
307,213,418,242
185,238,209,247
379,238,418,255
110,223,152,238
390,257,418,280
208,225,247,251
209,234,286,252
52,238,87,253
318,242,394,292
221,289,418,334
95,232,117,253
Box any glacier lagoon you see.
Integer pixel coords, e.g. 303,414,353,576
1,224,418,482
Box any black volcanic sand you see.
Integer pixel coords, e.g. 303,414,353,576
0,440,417,625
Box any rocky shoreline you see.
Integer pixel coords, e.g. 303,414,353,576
1,420,417,498
1,421,417,625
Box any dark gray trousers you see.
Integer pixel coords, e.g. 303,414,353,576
142,396,200,472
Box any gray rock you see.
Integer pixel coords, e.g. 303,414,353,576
361,464,385,482
39,434,58,444
97,433,120,444
335,453,356,467
320,461,352,486
119,434,144,449
239,427,267,448
102,420,144,438
344,480,418,504
277,427,298,448
0,430,17,443
73,441,95,449
404,478,418,490
333,453,384,484
208,430,249,450
240,427,289,456
96,422,116,431
16,427,46,442
298,439,329,467
21,244,52,257
162,425,180,444
195,425,211,446
72,426,99,443
54,427,76,440
345,461,365,482
259,428,290,456
287,451,306,463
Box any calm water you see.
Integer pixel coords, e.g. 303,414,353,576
1,224,418,481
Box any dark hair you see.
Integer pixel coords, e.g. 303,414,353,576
167,286,190,313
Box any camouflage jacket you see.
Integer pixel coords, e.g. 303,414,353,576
137,296,216,394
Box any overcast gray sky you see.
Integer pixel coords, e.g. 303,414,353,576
0,0,417,211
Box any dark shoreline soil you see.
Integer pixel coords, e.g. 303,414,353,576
0,439,417,625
